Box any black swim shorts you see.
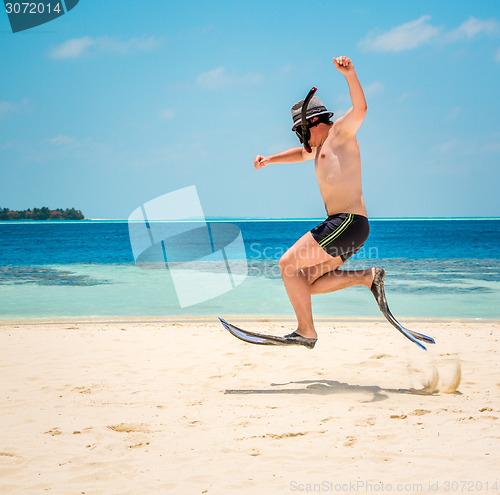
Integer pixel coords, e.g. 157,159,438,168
310,213,369,262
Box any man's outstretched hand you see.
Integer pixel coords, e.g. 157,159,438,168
333,56,355,75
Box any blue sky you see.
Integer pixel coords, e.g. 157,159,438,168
1,0,499,219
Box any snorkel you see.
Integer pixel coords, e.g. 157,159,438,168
301,87,317,153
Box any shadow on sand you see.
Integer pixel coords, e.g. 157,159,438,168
225,379,438,403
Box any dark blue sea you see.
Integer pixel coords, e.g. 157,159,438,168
0,219,499,320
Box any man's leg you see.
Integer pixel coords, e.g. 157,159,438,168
303,263,375,295
279,232,373,339
279,233,329,339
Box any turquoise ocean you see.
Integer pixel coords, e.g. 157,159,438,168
0,219,499,321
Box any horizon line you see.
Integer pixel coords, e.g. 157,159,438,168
96,215,500,221
2,216,499,224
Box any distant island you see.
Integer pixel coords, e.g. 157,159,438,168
0,207,85,221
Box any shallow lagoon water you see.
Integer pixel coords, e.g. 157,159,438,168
0,219,498,320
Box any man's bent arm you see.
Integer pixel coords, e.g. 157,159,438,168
269,147,315,164
345,71,367,115
333,56,367,136
254,147,315,169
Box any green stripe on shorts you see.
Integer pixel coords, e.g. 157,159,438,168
319,214,353,248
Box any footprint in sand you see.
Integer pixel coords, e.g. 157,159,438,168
107,423,151,433
73,386,93,394
344,436,356,447
320,417,334,423
259,432,308,439
128,442,150,449
369,354,392,360
0,452,18,458
411,409,431,416
72,427,93,435
44,428,63,436
356,417,376,427
0,452,22,467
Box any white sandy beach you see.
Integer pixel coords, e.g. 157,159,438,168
0,318,499,494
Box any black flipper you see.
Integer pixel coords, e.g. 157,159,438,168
283,331,317,349
219,318,316,349
371,267,435,350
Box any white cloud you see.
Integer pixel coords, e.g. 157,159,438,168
359,15,440,53
0,99,29,119
446,17,498,42
431,131,500,157
359,15,499,53
196,66,264,89
50,35,161,59
364,81,385,97
44,135,77,145
98,36,161,54
197,66,225,88
50,37,96,59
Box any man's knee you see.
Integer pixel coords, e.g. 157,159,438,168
278,253,289,274
279,251,295,276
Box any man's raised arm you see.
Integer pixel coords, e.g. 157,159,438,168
254,147,315,169
333,56,367,136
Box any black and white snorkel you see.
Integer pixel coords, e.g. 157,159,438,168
292,88,333,151
301,87,317,153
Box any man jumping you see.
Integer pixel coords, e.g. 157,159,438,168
254,56,386,349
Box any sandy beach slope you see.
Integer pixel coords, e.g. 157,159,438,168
0,319,499,494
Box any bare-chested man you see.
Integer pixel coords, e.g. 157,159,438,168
254,56,386,349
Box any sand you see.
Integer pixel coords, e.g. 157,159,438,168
0,318,499,494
